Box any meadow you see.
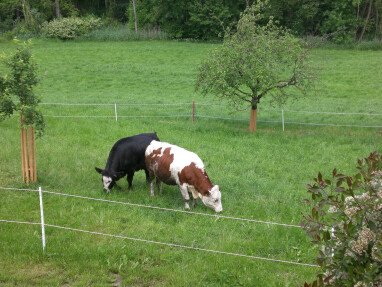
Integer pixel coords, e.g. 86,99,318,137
0,40,381,286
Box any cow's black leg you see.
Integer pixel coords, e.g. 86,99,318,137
156,178,162,194
127,171,134,190
144,169,150,184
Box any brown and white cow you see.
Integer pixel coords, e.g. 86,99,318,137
145,140,223,213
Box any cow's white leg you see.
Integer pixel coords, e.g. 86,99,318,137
150,181,155,197
189,186,199,208
179,185,190,210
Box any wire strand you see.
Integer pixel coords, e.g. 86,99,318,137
0,219,318,268
0,186,302,228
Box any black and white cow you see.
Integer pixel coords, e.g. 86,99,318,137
95,132,160,192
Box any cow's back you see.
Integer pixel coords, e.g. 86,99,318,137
106,133,159,172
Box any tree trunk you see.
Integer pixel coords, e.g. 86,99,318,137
249,108,257,132
375,5,380,39
359,0,373,41
132,0,138,33
54,0,61,18
20,116,37,183
21,0,30,23
249,95,259,132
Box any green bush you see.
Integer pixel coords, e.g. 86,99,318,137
41,16,102,40
302,152,382,287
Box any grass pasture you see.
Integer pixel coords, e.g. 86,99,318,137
0,40,382,286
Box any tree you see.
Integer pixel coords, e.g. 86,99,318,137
54,0,61,18
131,0,138,33
0,42,44,183
195,1,314,132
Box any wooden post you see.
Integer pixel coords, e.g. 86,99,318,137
20,115,37,183
192,101,195,122
32,128,37,181
249,108,257,132
20,125,27,183
29,127,36,182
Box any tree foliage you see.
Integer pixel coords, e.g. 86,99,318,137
302,152,382,287
0,42,44,136
0,0,382,42
1,0,381,42
195,1,314,111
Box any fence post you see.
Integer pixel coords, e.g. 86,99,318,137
192,101,196,122
38,186,46,253
114,103,118,122
331,226,335,257
282,109,285,131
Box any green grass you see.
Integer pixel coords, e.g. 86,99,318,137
0,39,381,286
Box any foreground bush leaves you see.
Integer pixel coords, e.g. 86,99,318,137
302,151,382,287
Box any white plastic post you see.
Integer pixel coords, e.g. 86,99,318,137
282,109,285,131
38,186,46,253
114,103,118,122
331,226,335,257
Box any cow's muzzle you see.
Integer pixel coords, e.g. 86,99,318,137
214,206,223,213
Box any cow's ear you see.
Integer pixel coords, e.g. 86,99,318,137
95,167,103,174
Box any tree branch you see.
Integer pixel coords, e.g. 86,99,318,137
258,75,297,98
232,91,252,103
233,86,251,96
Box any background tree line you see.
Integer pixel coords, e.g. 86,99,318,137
0,0,381,42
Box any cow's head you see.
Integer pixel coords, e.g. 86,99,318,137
95,167,120,192
201,185,222,213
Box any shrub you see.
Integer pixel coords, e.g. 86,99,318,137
41,16,102,40
302,152,382,286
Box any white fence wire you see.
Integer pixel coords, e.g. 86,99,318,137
0,186,318,268
0,186,301,228
37,101,382,129
0,219,318,268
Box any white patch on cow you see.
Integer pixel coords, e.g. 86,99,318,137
201,185,222,213
145,140,165,158
102,176,112,192
188,186,199,199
